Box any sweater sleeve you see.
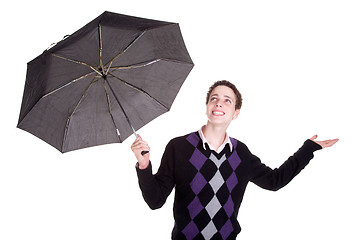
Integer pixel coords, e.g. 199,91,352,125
250,139,322,191
136,140,176,210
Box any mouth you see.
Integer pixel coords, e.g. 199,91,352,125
212,111,225,116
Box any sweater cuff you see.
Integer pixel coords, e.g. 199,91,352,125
294,139,322,164
136,161,153,177
136,161,151,170
304,139,322,152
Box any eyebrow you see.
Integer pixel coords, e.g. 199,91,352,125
210,94,234,101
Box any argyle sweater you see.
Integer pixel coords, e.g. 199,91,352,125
136,132,322,240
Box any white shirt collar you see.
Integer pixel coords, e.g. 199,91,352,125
198,126,233,153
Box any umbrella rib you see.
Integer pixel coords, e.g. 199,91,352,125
107,59,160,72
103,31,146,69
107,72,169,111
41,72,97,99
98,23,105,75
52,53,103,76
61,77,98,152
102,80,122,142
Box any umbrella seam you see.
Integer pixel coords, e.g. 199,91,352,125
103,23,182,69
17,72,98,128
61,77,98,152
143,23,175,31
107,72,170,111
102,80,123,143
107,58,193,71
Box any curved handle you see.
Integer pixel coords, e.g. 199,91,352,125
141,150,149,156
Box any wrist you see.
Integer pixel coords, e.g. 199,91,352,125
138,160,150,170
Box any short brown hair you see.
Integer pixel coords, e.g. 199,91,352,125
206,80,242,110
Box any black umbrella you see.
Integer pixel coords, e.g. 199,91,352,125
17,11,194,153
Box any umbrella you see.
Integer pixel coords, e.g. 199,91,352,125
17,11,194,153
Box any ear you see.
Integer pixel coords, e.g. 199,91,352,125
233,109,240,120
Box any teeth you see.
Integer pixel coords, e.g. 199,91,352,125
213,111,225,116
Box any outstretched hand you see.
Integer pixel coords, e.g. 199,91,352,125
309,135,339,149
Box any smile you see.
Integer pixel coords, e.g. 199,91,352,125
212,111,225,116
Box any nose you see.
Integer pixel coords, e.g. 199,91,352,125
216,101,222,107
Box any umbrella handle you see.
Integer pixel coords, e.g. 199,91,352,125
141,150,149,156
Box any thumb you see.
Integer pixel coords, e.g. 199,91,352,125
309,135,318,141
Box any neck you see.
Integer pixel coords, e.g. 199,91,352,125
203,123,228,150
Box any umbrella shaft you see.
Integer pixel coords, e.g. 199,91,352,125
105,78,137,138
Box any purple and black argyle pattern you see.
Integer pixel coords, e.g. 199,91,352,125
182,132,242,240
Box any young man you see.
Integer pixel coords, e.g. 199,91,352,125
131,80,338,240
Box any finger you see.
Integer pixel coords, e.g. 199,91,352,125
132,137,147,147
132,141,150,152
131,141,146,152
318,138,339,148
137,134,143,141
134,135,147,147
325,139,339,148
132,137,141,146
309,135,318,141
141,145,150,152
131,140,141,150
132,139,143,146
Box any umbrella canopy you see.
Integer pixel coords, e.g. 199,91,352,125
17,11,194,153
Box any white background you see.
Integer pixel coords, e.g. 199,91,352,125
1,0,359,239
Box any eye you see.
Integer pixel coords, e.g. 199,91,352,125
225,99,232,104
210,97,217,102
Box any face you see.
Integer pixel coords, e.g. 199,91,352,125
206,85,240,127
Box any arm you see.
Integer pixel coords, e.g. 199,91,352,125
132,137,175,210
250,139,322,191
